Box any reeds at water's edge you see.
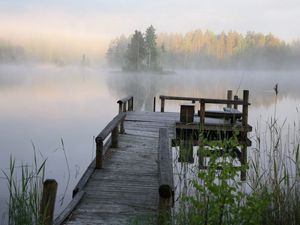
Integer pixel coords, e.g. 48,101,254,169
2,149,46,225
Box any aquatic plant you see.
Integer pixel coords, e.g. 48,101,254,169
2,149,46,225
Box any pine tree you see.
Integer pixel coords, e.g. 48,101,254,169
125,30,146,71
145,25,159,70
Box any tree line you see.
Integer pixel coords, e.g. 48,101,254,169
106,28,300,70
106,25,161,71
0,41,25,63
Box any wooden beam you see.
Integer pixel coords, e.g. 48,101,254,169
117,96,133,104
234,95,238,109
158,128,174,225
96,113,126,141
73,159,95,197
95,112,126,169
161,98,165,112
54,191,85,225
158,128,174,200
227,90,233,108
40,179,57,225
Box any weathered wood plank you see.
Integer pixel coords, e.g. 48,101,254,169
62,112,176,225
158,128,174,199
54,191,85,225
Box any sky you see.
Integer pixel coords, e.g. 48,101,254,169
0,0,299,57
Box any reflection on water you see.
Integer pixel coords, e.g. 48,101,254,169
106,70,300,110
0,65,299,222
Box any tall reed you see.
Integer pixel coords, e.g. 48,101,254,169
2,150,46,225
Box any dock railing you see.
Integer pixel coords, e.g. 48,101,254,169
117,96,133,133
160,90,249,115
117,96,134,113
95,96,134,169
95,112,126,169
160,90,250,180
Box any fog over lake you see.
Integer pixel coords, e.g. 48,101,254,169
0,64,299,220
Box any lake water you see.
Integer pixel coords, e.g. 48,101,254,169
0,64,299,222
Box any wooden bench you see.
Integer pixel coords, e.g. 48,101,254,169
198,107,242,123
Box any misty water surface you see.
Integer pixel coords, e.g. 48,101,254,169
0,64,299,221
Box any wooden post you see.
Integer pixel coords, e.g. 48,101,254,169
234,95,238,109
158,128,174,225
111,127,119,148
241,90,249,180
40,179,57,225
161,98,165,112
96,138,103,169
153,97,156,112
130,97,134,111
123,102,127,112
199,99,205,127
242,90,249,127
180,105,195,123
199,99,206,168
227,90,233,108
120,102,126,134
118,102,123,113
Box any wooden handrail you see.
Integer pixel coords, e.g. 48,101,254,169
117,96,133,104
117,96,134,112
117,96,133,133
159,92,250,112
95,112,126,169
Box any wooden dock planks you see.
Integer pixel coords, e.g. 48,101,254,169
59,108,251,224
62,112,177,225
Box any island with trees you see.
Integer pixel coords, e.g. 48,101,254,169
107,25,163,72
106,27,300,70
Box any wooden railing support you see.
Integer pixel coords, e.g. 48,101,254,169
234,95,238,109
129,96,134,111
95,112,126,169
117,96,133,133
199,99,205,127
161,97,165,112
40,179,58,225
159,95,249,112
227,90,233,108
241,90,249,181
111,127,119,148
96,140,104,169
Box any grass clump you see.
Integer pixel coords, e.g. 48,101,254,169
2,150,46,225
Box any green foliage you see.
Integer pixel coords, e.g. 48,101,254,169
124,30,147,71
107,26,161,71
106,35,128,67
174,120,300,225
2,150,46,225
145,25,159,70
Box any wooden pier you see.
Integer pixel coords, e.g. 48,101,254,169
52,90,252,225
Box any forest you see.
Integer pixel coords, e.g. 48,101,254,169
1,27,300,70
106,28,300,70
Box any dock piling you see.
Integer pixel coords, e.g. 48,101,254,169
40,179,57,225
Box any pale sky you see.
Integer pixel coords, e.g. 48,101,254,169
1,0,299,56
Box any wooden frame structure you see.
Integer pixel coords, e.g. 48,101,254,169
160,90,251,180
